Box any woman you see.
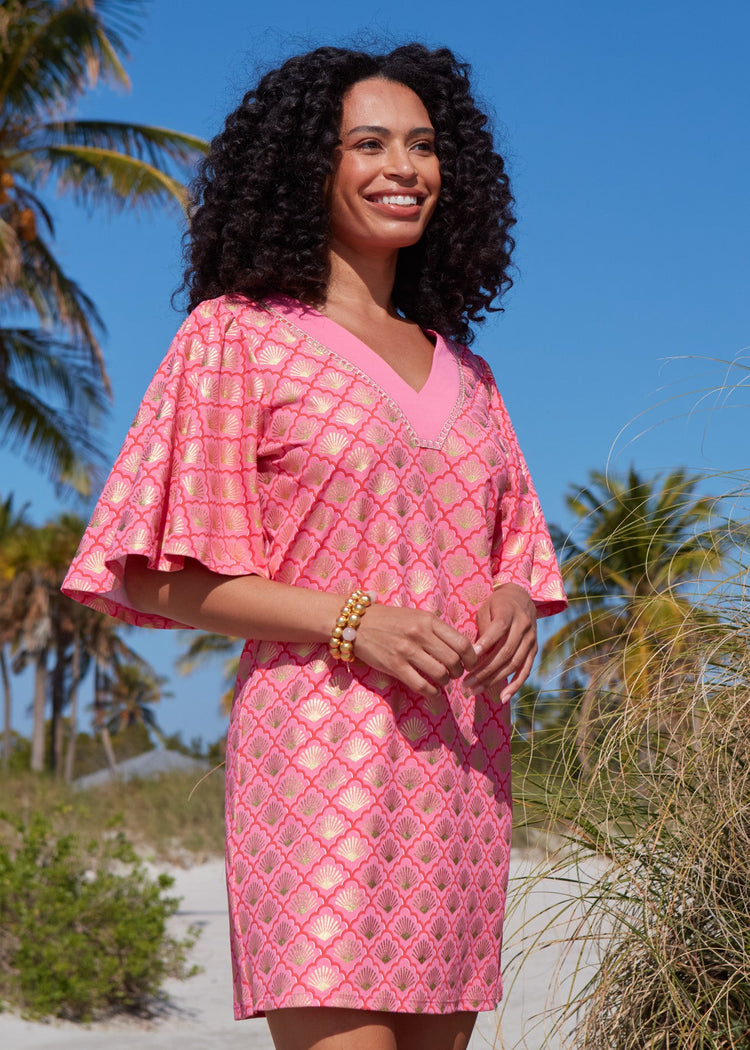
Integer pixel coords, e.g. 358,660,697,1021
63,44,566,1050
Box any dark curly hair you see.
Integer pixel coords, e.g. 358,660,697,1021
183,44,515,345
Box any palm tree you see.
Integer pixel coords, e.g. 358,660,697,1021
541,468,735,767
106,660,171,741
0,492,30,769
0,0,206,485
8,512,82,771
176,631,242,716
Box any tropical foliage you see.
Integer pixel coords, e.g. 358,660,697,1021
0,503,167,776
176,630,241,716
514,560,750,1049
540,467,735,767
0,0,206,486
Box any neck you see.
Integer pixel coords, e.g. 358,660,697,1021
325,244,398,317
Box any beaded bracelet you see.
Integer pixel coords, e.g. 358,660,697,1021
329,588,377,662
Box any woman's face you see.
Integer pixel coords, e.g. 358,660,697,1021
327,77,441,258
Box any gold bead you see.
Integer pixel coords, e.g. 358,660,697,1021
340,651,354,661
331,626,344,639
360,594,371,606
339,641,353,654
353,602,366,615
347,614,361,628
336,616,348,628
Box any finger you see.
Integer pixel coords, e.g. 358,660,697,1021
472,610,525,672
408,649,458,690
475,599,493,637
473,618,511,666
432,619,478,673
468,632,537,689
395,623,469,681
500,647,537,703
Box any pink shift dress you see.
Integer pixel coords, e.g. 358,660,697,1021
63,295,566,1018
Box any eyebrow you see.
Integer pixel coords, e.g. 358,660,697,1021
344,125,435,137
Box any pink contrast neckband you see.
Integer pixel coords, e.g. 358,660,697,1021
264,296,462,446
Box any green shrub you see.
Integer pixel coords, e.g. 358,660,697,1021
0,811,199,1020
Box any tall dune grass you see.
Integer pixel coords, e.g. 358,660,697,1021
512,482,750,1048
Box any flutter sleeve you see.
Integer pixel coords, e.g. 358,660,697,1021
62,297,270,629
486,370,567,619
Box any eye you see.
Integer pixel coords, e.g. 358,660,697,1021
412,139,436,154
354,138,382,152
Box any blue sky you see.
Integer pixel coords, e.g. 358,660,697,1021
5,0,748,746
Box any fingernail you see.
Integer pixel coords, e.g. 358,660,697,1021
472,644,482,655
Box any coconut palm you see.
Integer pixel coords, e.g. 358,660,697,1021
0,492,30,768
541,468,735,767
0,0,206,484
176,631,242,716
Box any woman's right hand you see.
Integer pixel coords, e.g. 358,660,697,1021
353,603,478,697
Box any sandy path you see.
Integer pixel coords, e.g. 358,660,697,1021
0,853,598,1050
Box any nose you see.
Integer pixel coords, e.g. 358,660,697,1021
384,142,417,180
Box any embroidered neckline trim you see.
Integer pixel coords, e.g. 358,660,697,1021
265,304,467,451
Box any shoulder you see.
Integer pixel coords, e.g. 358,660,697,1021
447,338,498,402
179,294,278,339
165,295,284,375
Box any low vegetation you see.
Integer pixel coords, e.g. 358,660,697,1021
0,810,199,1020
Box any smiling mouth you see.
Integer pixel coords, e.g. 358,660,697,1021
366,193,423,206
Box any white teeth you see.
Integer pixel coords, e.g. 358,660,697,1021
372,194,419,206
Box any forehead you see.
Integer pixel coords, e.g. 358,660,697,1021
339,78,432,130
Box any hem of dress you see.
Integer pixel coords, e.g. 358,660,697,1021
234,996,502,1020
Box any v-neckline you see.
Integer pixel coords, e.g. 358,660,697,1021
265,295,464,448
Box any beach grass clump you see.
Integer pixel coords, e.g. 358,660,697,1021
0,810,199,1020
518,599,750,1050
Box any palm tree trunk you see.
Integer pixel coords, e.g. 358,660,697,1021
64,633,81,783
94,663,117,777
50,634,66,775
1,647,12,771
30,649,47,772
100,725,118,776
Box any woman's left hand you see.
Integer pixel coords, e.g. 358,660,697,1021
465,583,538,703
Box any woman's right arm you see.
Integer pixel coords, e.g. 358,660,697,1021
123,556,477,697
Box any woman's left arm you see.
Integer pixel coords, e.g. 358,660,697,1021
464,583,538,703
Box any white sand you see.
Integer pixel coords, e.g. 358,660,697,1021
0,852,599,1050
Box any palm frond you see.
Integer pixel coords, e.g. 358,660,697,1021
36,120,207,168
0,327,106,484
25,145,191,212
0,217,22,285
0,326,106,408
0,0,131,119
2,231,109,394
176,631,242,674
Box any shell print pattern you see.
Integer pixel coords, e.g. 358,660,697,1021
62,295,566,1018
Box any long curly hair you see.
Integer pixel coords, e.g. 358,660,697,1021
183,44,515,345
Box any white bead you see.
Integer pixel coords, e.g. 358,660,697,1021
342,626,357,641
